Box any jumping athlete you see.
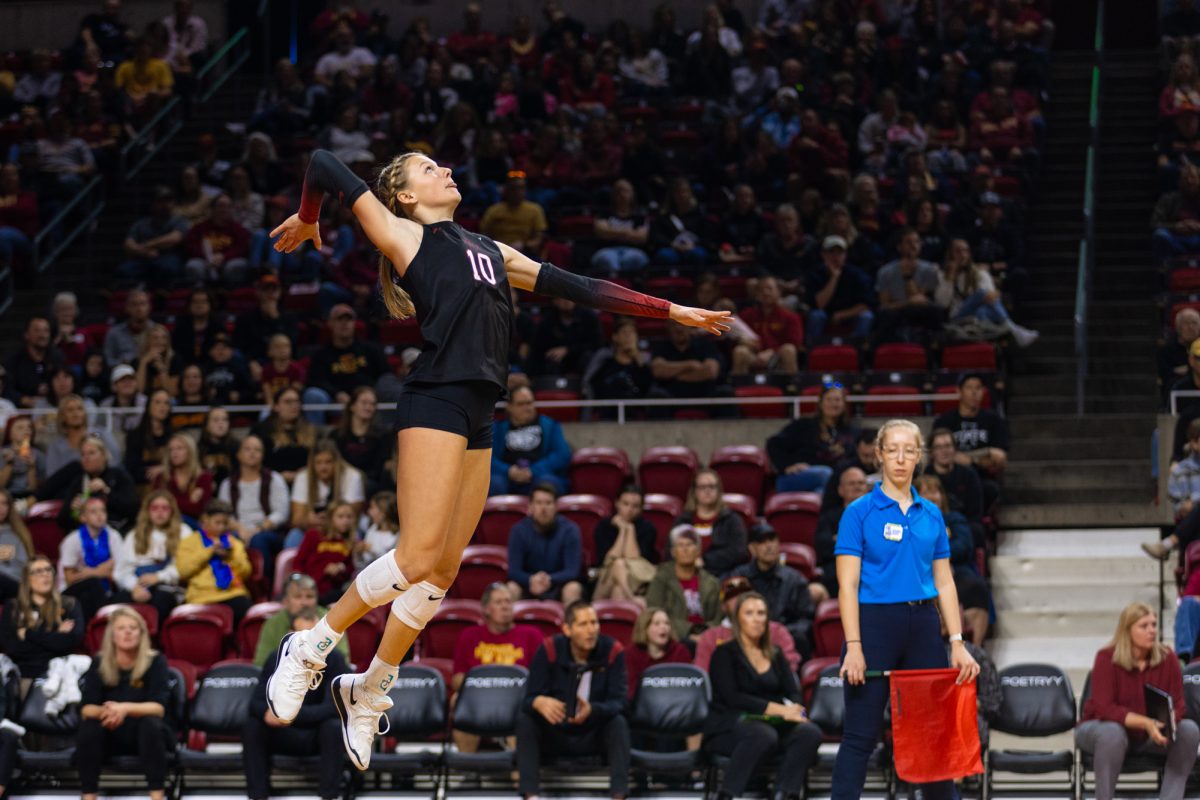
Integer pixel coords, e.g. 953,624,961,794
265,149,730,769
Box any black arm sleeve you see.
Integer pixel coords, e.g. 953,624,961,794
534,263,671,318
298,150,371,224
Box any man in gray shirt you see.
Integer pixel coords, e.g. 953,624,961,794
874,226,943,344
103,289,154,367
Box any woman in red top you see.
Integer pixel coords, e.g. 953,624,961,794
624,606,692,699
152,434,214,523
294,500,357,605
674,469,749,578
1076,602,1199,800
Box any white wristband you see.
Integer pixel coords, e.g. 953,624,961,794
949,633,964,643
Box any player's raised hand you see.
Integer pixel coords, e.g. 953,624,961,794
669,304,733,336
271,213,322,253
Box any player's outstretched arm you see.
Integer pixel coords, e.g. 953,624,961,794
500,242,731,336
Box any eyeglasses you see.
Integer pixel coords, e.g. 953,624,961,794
28,567,54,577
694,483,720,491
823,380,844,390
881,446,922,461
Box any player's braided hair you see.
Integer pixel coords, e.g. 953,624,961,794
375,152,423,319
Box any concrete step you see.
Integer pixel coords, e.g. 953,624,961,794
1007,414,1156,438
999,502,1170,528
1009,436,1149,460
994,583,1163,614
1001,486,1152,506
993,608,1150,639
1003,459,1151,489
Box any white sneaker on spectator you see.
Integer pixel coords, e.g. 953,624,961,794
266,630,327,723
331,673,392,770
1009,323,1039,348
0,719,25,737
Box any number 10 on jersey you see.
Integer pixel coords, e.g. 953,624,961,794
467,250,496,285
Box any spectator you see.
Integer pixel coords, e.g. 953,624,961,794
1161,54,1200,119
0,554,84,684
197,407,237,486
645,525,722,644
732,523,823,653
0,489,31,602
874,227,943,344
806,235,875,343
529,298,604,377
123,389,172,487
104,290,154,368
258,333,305,405
320,104,373,166
183,194,251,285
694,575,800,672
135,324,182,397
115,36,174,124
58,495,124,619
100,364,147,434
358,491,399,567
914,475,990,647
1164,0,1200,61
217,434,290,574
251,387,317,482
560,51,616,117
489,386,571,496
585,317,652,406
204,332,253,406
332,387,390,495
767,383,857,493
175,499,252,626
79,351,110,406
675,468,749,577
733,277,803,375
314,21,377,86
240,132,285,196
927,428,984,536
592,485,659,602
932,373,1009,484
624,607,692,699
115,188,189,288
303,305,386,422
49,292,85,368
151,434,214,522
293,501,357,605
172,289,219,366
649,178,713,267
450,582,543,752
938,237,1037,345
162,0,208,82
703,591,822,800
1152,164,1200,265
40,433,137,533
517,601,629,800
233,274,297,369
1076,602,1198,800
77,606,173,800
506,482,583,605
244,605,347,800
1159,308,1200,407
114,490,192,621
287,439,365,549
718,184,770,264
590,179,649,275
682,19,733,98
814,467,871,598
0,164,37,269
252,573,350,667
967,192,1024,292
36,110,96,203
650,320,725,401
480,171,547,257
6,316,63,409
0,415,45,499
43,395,121,476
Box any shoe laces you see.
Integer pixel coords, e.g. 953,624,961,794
351,692,391,741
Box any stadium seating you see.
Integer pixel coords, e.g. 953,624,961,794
591,599,640,647
642,493,685,555
799,656,840,704
629,664,710,776
721,493,758,532
764,492,822,547
813,599,844,658
179,660,262,772
419,600,485,660
638,446,700,501
367,664,447,777
345,605,388,669
160,603,235,674
779,542,820,581
25,500,64,563
986,663,1077,798
272,548,298,600
443,665,528,774
568,446,632,500
453,544,509,600
557,493,613,564
476,495,529,546
237,601,282,660
709,444,770,507
512,599,565,638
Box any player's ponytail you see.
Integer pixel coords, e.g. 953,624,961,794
375,153,421,320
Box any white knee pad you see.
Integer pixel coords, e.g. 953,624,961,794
390,581,447,631
354,553,410,607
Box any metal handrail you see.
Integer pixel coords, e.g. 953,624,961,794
30,174,105,273
1074,0,1104,415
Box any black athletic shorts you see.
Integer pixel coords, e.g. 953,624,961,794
394,380,502,450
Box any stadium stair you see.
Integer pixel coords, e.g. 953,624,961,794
1000,50,1165,530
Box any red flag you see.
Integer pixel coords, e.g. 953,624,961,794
889,668,983,783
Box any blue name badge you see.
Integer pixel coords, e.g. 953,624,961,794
883,523,904,542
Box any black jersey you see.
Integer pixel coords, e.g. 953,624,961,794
395,221,513,389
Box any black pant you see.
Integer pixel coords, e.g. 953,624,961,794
873,304,945,346
515,710,630,797
64,577,112,621
221,594,253,629
0,729,16,787
705,719,823,796
76,716,170,793
0,574,18,604
242,714,343,800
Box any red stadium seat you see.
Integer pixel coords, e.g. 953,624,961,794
709,445,769,506
453,545,508,600
25,500,63,563
413,655,455,688
346,606,388,669
642,493,684,556
734,385,786,418
764,492,822,547
1170,267,1200,293
476,495,529,546
940,342,997,371
592,600,640,647
534,389,581,422
160,604,234,674
237,601,282,659
556,215,596,237
645,276,694,301
226,286,259,315
568,447,631,500
779,543,820,581
86,603,160,653
419,600,485,660
78,323,110,349
721,494,758,532
513,600,565,638
246,548,268,602
872,343,928,372
638,446,700,501
167,658,199,701
800,656,841,703
864,384,925,416
272,548,298,600
718,274,749,302
813,599,844,658
807,344,860,373
557,494,613,566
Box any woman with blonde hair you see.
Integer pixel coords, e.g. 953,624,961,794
624,606,691,699
134,323,181,396
1077,602,1199,800
77,606,173,800
115,490,194,621
674,468,748,577
151,433,214,522
286,438,365,549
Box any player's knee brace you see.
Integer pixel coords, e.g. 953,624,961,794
354,553,410,607
390,581,447,630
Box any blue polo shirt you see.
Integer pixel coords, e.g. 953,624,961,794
834,484,950,603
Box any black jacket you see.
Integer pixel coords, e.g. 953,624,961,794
522,634,626,729
674,508,748,578
703,639,800,740
0,596,85,680
251,647,348,726
731,561,815,634
38,462,138,531
766,417,858,473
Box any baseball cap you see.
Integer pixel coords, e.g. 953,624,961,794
328,304,356,321
822,235,848,251
110,364,135,388
669,524,699,545
721,576,754,602
747,522,779,544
